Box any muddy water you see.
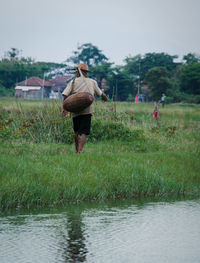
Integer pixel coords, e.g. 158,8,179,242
0,198,200,263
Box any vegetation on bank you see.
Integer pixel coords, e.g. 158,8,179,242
0,142,199,209
0,98,200,209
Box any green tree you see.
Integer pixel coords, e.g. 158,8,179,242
89,62,114,93
4,47,22,60
183,53,200,65
145,66,172,101
123,55,143,79
0,48,66,95
0,80,12,96
180,63,200,95
90,62,114,82
66,43,108,67
90,62,136,101
124,52,178,81
105,66,136,101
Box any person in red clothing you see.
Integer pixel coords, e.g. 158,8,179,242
153,104,159,120
135,94,139,103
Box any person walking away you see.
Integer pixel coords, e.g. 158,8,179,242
161,93,166,108
62,63,107,154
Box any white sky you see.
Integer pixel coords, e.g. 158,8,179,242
0,0,199,65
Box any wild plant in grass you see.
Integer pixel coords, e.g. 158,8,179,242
0,99,200,209
0,98,199,153
0,100,147,145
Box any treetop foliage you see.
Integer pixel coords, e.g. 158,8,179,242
0,45,200,102
66,43,108,67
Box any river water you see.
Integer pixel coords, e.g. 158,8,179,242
0,198,200,263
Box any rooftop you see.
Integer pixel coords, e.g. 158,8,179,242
17,77,52,87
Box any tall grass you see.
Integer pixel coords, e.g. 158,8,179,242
1,98,199,152
0,98,200,209
0,142,199,209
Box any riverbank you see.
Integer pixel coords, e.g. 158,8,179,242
0,99,200,209
0,141,199,209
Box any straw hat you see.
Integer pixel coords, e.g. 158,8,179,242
77,63,90,72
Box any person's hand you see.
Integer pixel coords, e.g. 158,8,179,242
62,109,67,116
101,92,108,102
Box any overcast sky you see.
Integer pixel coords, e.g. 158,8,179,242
0,0,199,65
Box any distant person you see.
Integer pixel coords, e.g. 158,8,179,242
139,94,143,102
161,93,166,108
153,103,159,120
62,63,107,154
135,94,139,103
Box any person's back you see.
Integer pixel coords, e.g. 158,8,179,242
63,71,102,118
70,77,98,95
62,63,107,154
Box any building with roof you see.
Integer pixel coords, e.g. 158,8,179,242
15,77,52,99
49,75,74,99
15,74,106,100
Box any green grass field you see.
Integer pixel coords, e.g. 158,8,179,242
0,98,200,209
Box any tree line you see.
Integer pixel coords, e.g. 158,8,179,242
0,44,200,103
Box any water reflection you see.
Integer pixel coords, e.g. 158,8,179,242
0,198,200,263
58,208,87,262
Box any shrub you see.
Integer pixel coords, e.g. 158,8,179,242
0,85,14,97
90,119,135,142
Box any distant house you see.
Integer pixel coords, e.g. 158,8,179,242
15,74,106,100
141,84,149,91
49,75,74,99
15,77,52,99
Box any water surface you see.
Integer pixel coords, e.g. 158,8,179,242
0,198,200,263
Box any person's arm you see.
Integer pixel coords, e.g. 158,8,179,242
101,91,108,102
61,80,73,116
62,95,68,116
93,81,108,102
